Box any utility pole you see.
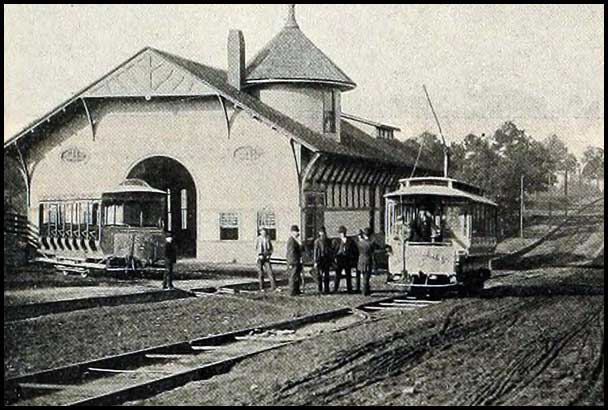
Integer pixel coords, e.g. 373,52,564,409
520,175,525,239
564,168,569,217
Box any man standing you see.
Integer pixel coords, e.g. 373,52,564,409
356,228,377,296
313,227,333,294
333,225,355,293
285,225,303,296
255,228,276,292
163,235,177,290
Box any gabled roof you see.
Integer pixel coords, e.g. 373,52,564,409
244,7,356,91
4,47,440,174
341,113,401,132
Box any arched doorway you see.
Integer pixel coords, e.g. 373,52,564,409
128,156,197,258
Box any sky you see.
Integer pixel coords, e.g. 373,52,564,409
3,4,604,158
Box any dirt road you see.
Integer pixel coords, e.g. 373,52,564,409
132,213,604,406
130,267,603,406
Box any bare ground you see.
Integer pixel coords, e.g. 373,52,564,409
131,268,604,406
3,276,397,378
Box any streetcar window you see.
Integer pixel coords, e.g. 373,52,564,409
91,203,99,226
40,204,48,224
104,204,124,226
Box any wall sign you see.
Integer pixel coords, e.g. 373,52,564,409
233,146,264,164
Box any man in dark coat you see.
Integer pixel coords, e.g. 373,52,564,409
163,235,177,290
356,228,377,296
313,227,333,294
333,225,356,293
285,225,303,296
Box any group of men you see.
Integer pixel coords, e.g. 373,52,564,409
256,224,378,297
162,224,380,296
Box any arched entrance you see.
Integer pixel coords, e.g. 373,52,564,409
128,156,197,258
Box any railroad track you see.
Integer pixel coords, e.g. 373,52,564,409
4,295,441,406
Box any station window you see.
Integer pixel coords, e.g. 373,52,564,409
167,189,172,232
257,210,277,241
180,189,188,230
219,212,239,240
323,91,337,133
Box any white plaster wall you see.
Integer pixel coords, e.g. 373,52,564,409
256,84,341,140
27,97,301,263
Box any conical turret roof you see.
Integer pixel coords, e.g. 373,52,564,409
245,5,356,91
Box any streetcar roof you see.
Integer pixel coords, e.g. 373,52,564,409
102,179,167,196
385,184,497,207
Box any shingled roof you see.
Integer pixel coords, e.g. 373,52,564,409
157,50,433,170
4,46,439,175
244,5,356,90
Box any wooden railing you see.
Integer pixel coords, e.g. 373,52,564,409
4,212,40,250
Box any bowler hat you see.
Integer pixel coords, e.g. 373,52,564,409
363,227,372,237
338,225,347,234
290,225,300,232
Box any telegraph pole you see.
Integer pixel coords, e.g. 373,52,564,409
564,168,569,217
520,175,525,239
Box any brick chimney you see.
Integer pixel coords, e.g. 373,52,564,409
228,30,245,90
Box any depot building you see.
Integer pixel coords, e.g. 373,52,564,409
4,5,439,262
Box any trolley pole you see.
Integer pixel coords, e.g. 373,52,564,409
520,175,525,239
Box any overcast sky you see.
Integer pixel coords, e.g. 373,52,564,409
4,4,604,157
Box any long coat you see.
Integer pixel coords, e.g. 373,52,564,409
356,238,376,273
165,241,177,264
313,237,334,267
285,237,303,266
333,237,358,268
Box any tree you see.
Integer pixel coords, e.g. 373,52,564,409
451,122,555,236
543,134,570,186
402,131,446,175
451,133,501,195
582,146,604,189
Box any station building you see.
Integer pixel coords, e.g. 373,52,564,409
4,5,440,262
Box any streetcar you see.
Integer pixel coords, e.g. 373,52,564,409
385,177,498,296
35,179,168,276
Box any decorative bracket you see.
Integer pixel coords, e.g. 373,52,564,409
81,98,96,141
15,142,32,207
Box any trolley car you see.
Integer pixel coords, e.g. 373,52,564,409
385,177,498,296
35,179,168,277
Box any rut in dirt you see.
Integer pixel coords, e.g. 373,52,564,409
266,298,542,406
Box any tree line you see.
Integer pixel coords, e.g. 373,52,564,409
404,121,604,236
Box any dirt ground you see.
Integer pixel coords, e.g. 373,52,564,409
4,209,604,405
3,276,398,378
131,268,604,406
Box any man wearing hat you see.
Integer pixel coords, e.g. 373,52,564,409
313,226,333,294
356,228,377,296
285,225,303,296
163,234,177,290
333,225,356,293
